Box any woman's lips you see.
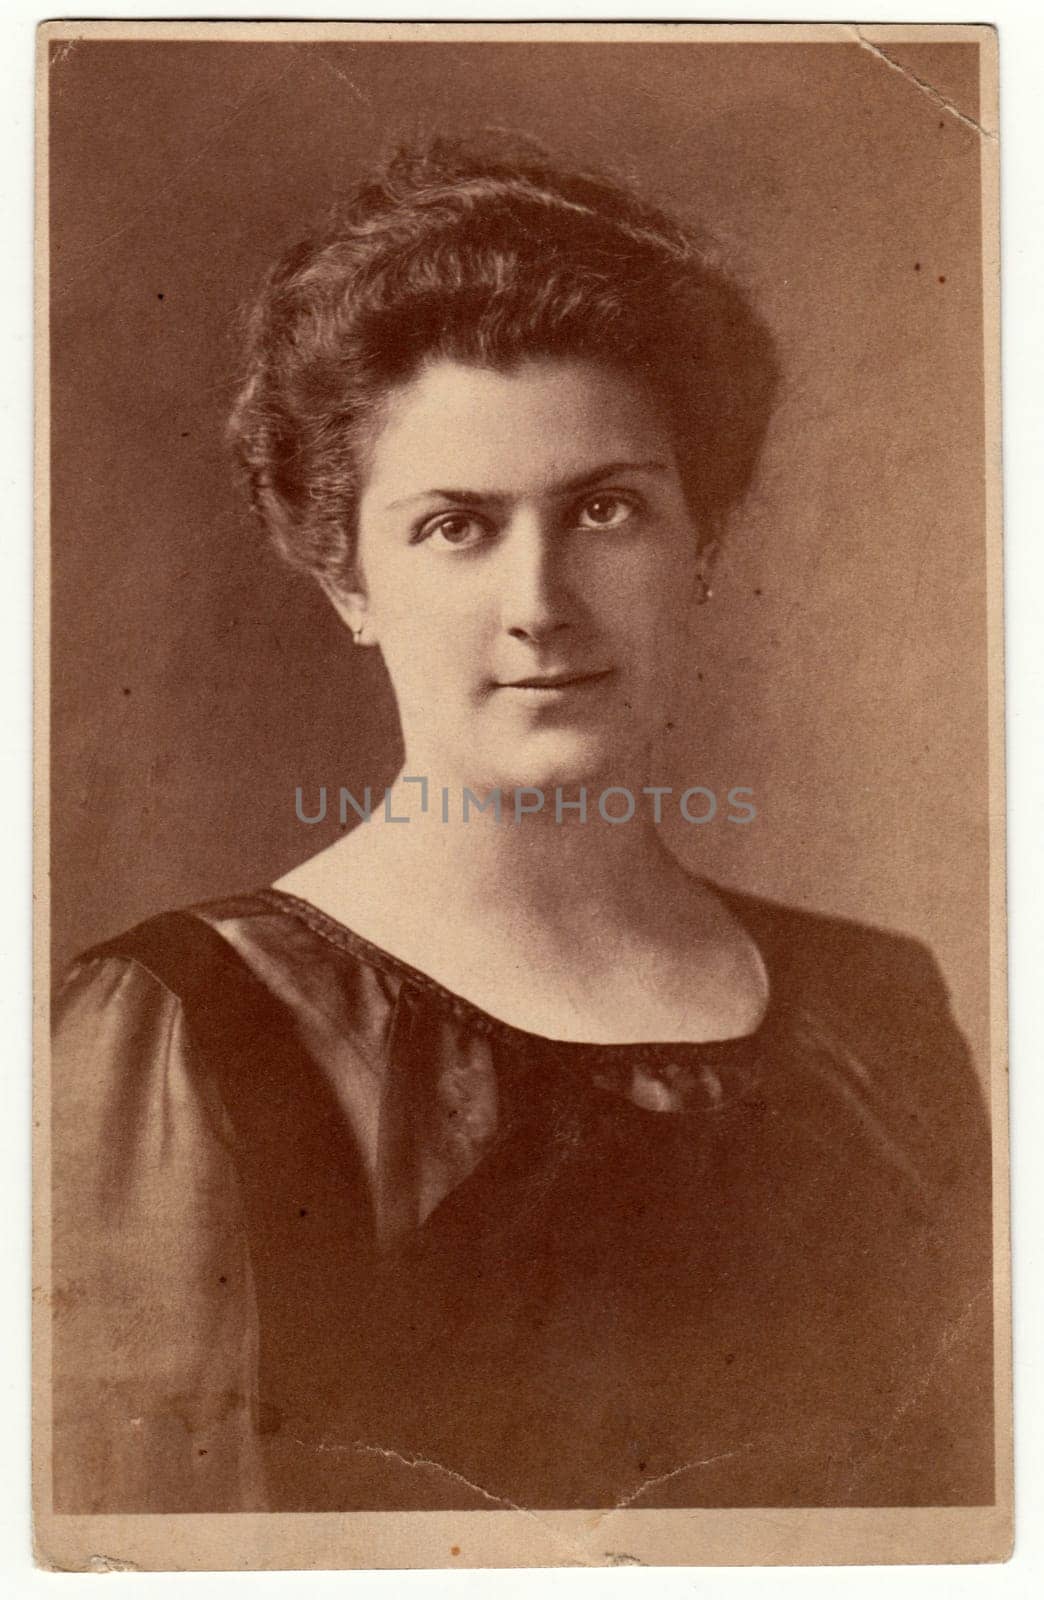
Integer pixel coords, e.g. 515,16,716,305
497,668,615,693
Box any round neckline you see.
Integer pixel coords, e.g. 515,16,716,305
255,883,779,1061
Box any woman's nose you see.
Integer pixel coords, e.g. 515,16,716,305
498,517,575,642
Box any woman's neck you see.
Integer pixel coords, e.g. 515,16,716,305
274,764,764,1042
355,766,690,947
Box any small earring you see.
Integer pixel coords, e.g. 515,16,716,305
695,573,713,606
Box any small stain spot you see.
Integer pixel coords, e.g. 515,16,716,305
754,587,763,596
637,1460,647,1472
696,670,704,682
939,120,945,128
914,262,921,271
180,431,190,438
938,275,947,284
299,1207,308,1217
157,292,165,301
198,1448,208,1457
665,720,675,732
724,1353,736,1366
218,1275,228,1284
450,1546,461,1557
121,686,131,696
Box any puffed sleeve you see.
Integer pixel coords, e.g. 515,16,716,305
50,953,267,1512
815,929,997,1504
883,937,997,1504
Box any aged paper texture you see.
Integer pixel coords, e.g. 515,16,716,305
34,19,1010,1571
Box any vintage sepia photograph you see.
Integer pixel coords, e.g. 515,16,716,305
35,20,1009,1571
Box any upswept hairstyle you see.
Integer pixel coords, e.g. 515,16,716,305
228,133,780,588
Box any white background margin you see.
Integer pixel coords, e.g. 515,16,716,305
3,1,1041,1594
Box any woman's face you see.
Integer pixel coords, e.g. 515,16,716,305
344,355,706,794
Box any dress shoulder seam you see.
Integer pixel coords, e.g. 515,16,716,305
60,947,188,1015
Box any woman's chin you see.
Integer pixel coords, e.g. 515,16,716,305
475,731,636,798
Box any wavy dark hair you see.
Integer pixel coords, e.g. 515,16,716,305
229,132,780,588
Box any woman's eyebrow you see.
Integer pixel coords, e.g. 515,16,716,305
384,459,672,511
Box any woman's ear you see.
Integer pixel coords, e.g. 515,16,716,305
317,575,376,646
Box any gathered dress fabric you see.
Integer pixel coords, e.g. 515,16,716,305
50,882,994,1513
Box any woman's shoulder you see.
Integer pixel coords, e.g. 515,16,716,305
60,888,337,996
62,889,282,965
713,879,989,1174
710,878,964,1034
55,886,404,1087
54,892,291,1058
56,892,277,1034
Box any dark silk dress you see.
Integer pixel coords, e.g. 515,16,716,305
50,882,994,1514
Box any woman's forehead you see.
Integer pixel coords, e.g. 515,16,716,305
362,356,677,508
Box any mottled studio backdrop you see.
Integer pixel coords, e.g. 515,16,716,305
49,37,990,1073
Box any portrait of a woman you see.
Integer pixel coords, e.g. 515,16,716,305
50,131,993,1518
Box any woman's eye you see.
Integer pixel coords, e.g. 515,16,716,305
416,514,490,550
575,494,636,530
